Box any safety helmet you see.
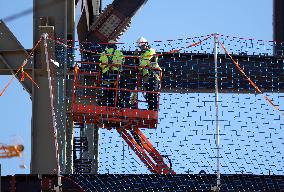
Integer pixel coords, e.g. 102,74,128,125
136,37,148,47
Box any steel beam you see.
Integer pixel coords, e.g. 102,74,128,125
31,26,58,174
2,174,284,191
0,20,32,95
87,0,147,42
81,124,99,174
64,0,76,174
77,0,102,42
33,0,76,174
122,51,284,93
273,0,284,55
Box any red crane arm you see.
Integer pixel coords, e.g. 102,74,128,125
117,128,175,174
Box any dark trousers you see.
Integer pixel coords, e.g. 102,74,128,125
118,70,137,108
100,72,117,107
143,76,160,110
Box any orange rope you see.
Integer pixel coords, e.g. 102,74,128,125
49,34,213,58
164,35,212,55
0,75,17,96
218,39,284,116
24,71,39,88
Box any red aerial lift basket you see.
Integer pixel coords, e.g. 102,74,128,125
70,61,162,130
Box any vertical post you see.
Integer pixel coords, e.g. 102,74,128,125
33,0,68,175
214,33,220,191
81,124,100,174
31,25,58,174
65,120,74,174
93,125,100,173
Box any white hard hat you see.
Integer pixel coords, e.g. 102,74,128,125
136,37,148,47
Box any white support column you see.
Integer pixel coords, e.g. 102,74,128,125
212,33,221,192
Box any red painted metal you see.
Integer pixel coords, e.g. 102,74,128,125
133,127,176,174
117,127,175,174
71,62,162,129
117,128,160,173
70,62,175,174
72,106,158,129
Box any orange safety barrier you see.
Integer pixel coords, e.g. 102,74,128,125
165,35,213,55
71,61,162,129
49,34,213,59
52,34,213,45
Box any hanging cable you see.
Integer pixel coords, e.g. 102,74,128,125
218,38,284,116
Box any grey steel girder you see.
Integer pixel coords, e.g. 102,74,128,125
0,20,32,96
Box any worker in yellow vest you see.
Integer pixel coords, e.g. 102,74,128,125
99,40,124,107
137,37,161,111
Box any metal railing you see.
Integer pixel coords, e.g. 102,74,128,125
72,61,163,111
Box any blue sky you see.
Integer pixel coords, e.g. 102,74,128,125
1,0,282,176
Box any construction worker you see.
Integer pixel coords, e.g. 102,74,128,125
118,50,139,109
137,37,161,111
99,40,124,107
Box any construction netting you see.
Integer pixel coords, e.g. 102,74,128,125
3,33,283,178
57,34,283,176
52,34,284,176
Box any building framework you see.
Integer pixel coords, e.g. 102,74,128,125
0,0,284,191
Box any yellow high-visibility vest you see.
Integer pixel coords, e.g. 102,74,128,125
99,48,124,74
139,48,161,81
